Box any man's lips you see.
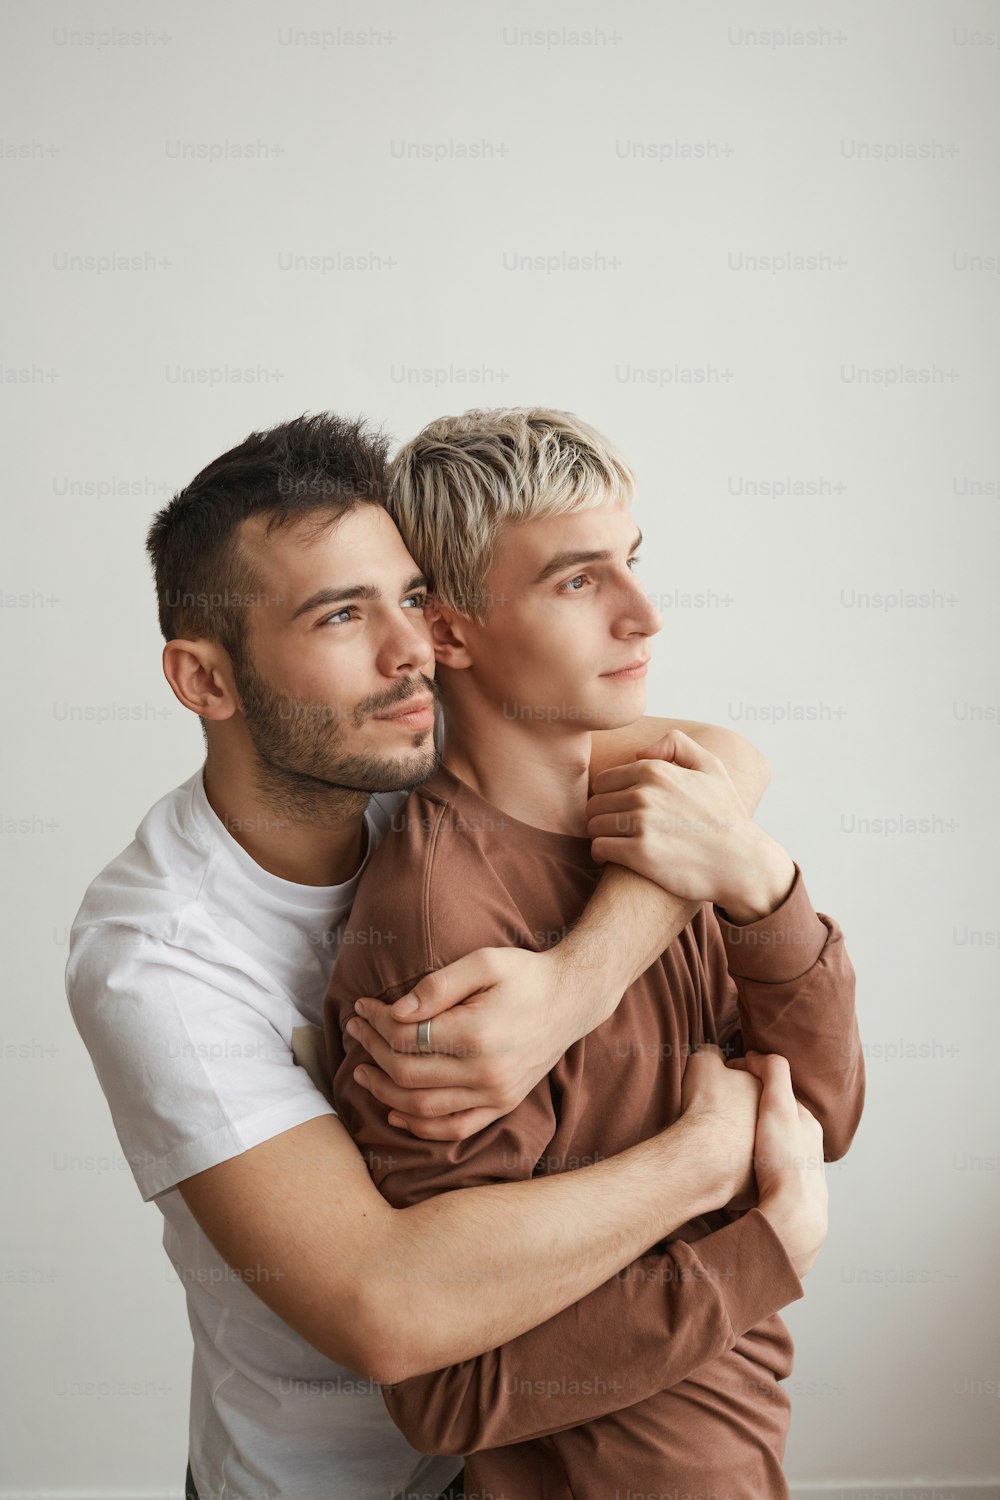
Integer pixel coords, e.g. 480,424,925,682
601,658,650,679
372,694,436,727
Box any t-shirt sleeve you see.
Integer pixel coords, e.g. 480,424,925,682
66,923,334,1202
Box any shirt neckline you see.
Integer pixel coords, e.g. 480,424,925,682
424,762,597,861
187,766,376,912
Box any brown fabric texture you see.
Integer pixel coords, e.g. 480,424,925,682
324,764,863,1499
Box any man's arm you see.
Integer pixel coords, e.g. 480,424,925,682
329,985,816,1455
586,730,865,1161
384,1052,827,1457
178,1048,762,1385
69,919,769,1393
703,868,864,1162
349,723,770,1138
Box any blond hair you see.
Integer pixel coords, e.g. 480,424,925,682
386,407,635,621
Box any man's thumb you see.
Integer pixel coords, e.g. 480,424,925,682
389,952,487,1019
636,727,713,773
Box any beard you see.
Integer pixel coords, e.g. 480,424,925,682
231,654,440,819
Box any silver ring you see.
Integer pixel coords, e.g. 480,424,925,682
416,1019,433,1056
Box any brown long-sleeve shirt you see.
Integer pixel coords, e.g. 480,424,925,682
324,763,864,1497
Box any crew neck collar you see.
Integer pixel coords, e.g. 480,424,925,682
427,761,595,858
188,767,374,910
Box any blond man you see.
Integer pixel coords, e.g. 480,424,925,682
327,408,863,1499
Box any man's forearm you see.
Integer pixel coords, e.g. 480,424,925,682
358,1113,724,1383
382,1208,803,1455
554,866,704,1038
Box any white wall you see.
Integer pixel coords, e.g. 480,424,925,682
2,0,998,1494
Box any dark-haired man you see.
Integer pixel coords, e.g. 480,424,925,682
327,407,863,1498
68,411,803,1500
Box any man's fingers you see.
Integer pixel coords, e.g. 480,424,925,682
636,727,720,774
387,1106,502,1141
351,1003,425,1055
346,1017,466,1085
353,1000,487,1061
587,812,642,839
739,1049,774,1078
747,1051,797,1111
353,1064,486,1119
585,789,643,820
632,733,676,763
386,950,502,1020
589,836,645,870
590,761,671,795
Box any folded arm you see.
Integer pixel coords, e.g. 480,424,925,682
177,1099,749,1388
586,726,864,1161
327,985,802,1453
350,720,770,1138
705,867,865,1162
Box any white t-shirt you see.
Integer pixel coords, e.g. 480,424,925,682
65,766,462,1500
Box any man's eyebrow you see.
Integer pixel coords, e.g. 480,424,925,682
291,574,427,620
531,530,643,586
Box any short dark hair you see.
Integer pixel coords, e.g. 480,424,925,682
146,412,390,660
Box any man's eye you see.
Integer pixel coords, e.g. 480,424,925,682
559,575,588,593
319,609,354,626
628,555,642,570
402,593,429,610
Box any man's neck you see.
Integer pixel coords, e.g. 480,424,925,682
202,747,369,888
440,694,592,836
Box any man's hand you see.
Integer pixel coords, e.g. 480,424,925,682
679,1043,761,1209
346,946,572,1140
586,728,795,922
743,1051,829,1278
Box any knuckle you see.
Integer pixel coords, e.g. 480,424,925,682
476,1019,502,1058
478,1060,507,1095
448,1023,475,1061
361,1072,390,1103
482,947,509,982
380,1025,405,1054
415,972,442,1002
392,1058,417,1090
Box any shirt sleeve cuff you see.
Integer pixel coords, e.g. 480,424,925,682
713,863,829,983
688,1207,805,1338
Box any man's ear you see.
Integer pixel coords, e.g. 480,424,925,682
426,600,474,671
162,638,240,722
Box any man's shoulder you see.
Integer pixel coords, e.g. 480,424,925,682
351,770,474,887
331,771,526,998
69,771,210,947
334,780,452,982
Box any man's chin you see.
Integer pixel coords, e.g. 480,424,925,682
577,689,649,733
360,743,440,794
594,683,649,727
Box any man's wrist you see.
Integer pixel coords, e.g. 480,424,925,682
547,938,616,1044
647,1113,735,1221
756,1193,802,1266
717,836,796,926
